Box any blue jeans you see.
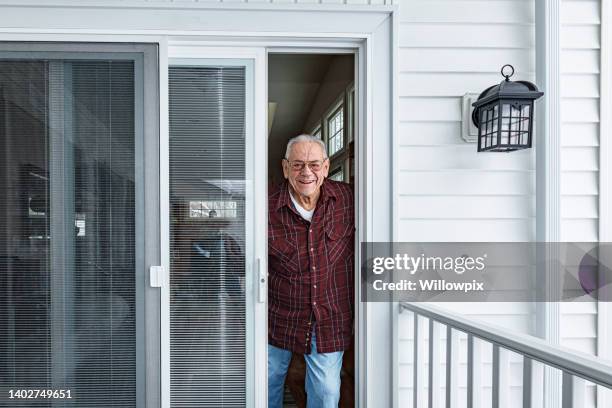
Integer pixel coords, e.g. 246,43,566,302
268,330,344,408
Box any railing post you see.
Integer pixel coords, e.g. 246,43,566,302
562,373,586,408
428,319,441,408
493,345,500,408
445,326,458,408
523,357,532,408
413,313,422,408
467,334,481,408
562,372,573,408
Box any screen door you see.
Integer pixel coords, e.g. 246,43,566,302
0,43,160,407
166,56,265,408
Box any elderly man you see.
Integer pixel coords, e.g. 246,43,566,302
268,134,355,408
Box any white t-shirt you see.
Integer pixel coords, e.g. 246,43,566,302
289,191,314,222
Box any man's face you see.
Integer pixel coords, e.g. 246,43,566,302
282,141,329,199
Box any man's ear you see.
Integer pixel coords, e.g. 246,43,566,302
282,159,289,179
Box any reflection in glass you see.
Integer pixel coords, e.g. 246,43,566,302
0,59,138,407
169,66,247,407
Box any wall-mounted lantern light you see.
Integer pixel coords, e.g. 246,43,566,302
472,65,543,152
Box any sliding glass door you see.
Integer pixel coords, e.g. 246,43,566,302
0,44,266,408
0,44,159,407
167,57,262,407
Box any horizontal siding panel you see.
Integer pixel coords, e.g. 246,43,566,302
399,340,417,365
398,219,534,241
398,304,533,340
430,302,534,318
561,0,601,24
561,147,598,171
561,315,597,338
471,314,532,334
561,195,598,218
399,72,535,97
398,121,464,145
560,171,599,195
398,389,413,405
398,313,413,340
561,24,601,49
399,48,535,74
560,74,599,97
399,315,532,344
561,301,598,315
398,195,534,219
398,171,534,196
560,98,600,123
561,49,600,73
561,219,598,241
399,97,460,121
561,123,599,146
399,48,533,73
398,146,534,171
561,338,597,355
398,0,534,24
399,23,534,48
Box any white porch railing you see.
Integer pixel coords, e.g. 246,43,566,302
400,302,612,408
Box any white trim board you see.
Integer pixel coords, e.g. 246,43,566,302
0,7,393,36
536,0,562,407
0,1,394,12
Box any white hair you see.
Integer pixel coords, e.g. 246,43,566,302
284,134,328,159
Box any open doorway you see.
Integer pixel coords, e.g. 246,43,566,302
267,52,356,408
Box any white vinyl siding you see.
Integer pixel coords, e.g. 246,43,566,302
397,0,603,406
396,0,537,405
560,0,600,243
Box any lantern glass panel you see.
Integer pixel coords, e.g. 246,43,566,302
502,103,510,117
509,105,520,145
521,104,530,117
520,104,530,145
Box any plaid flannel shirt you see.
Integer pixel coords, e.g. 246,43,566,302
268,179,355,354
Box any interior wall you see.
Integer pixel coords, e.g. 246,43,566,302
303,54,354,134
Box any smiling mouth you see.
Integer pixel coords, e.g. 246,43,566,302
298,179,315,185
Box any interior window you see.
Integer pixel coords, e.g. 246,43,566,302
329,167,344,182
327,106,344,157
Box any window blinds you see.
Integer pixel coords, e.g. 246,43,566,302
169,66,247,407
0,59,140,407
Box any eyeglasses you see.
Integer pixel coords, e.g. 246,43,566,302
284,158,328,172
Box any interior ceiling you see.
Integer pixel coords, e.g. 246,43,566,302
267,53,333,145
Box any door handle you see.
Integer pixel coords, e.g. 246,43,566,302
150,265,165,288
257,258,266,303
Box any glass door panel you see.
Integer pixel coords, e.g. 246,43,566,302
168,62,253,407
0,45,158,407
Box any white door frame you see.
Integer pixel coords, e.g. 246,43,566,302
0,4,398,407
